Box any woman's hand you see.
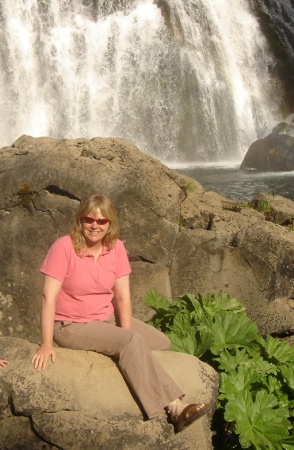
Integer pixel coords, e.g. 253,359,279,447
0,359,8,368
31,275,61,371
31,344,56,371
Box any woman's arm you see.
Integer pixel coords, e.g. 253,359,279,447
113,275,132,329
31,275,62,371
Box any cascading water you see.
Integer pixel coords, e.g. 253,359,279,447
0,0,284,165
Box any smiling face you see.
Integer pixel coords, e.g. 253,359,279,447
81,209,111,248
71,195,120,254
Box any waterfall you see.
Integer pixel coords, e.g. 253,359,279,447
0,0,284,165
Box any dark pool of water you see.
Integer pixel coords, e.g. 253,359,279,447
176,166,294,202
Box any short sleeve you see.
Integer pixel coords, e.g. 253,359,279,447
40,237,71,282
115,240,132,279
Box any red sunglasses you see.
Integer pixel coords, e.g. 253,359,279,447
81,216,110,225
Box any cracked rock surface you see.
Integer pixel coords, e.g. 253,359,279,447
0,134,294,448
1,134,293,341
0,337,218,449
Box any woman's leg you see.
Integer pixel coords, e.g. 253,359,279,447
53,320,183,418
129,317,171,351
128,318,210,430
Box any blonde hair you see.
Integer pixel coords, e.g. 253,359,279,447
71,194,120,255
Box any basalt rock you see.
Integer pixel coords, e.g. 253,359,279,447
0,135,294,448
0,134,293,338
240,131,294,171
0,336,218,450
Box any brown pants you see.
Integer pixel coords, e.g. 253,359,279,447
53,317,184,418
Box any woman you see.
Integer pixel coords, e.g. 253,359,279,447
32,194,210,432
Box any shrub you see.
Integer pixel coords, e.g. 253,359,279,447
144,290,294,449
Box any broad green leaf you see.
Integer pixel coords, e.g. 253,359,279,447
197,294,224,319
217,293,246,312
209,310,259,354
144,289,170,311
216,348,252,372
168,311,199,355
281,433,294,449
179,293,201,311
193,331,215,358
216,348,240,371
168,296,204,325
225,390,291,449
197,292,214,306
169,330,197,355
144,291,184,332
143,289,293,448
267,375,284,394
260,335,294,364
280,365,294,392
216,348,276,376
198,292,246,317
220,366,259,397
282,443,294,450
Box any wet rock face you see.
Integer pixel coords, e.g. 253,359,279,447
254,0,294,110
240,132,294,171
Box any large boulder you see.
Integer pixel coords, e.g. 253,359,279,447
240,132,294,171
0,336,218,449
0,134,294,448
0,134,293,339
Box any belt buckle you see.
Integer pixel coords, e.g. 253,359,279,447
61,320,72,327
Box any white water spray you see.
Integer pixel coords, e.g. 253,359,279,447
0,0,283,164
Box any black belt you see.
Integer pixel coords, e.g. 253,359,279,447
55,320,72,326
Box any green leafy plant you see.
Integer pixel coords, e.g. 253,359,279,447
144,290,294,449
256,199,272,213
240,201,251,208
239,197,274,221
184,181,195,193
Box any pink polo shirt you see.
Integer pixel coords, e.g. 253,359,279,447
40,235,132,322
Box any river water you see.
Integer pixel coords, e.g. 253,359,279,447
176,165,294,202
